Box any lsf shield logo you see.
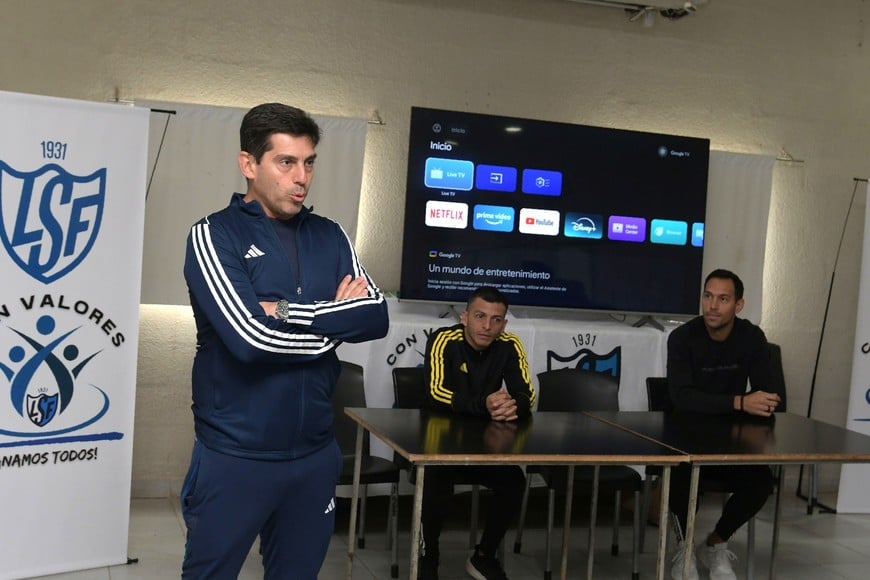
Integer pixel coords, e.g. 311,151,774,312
0,161,105,284
546,346,622,381
26,391,58,427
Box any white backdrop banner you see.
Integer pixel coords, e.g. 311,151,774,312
138,100,368,305
0,91,148,578
838,182,870,513
704,151,775,324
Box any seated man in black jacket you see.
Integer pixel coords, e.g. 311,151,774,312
420,286,536,580
667,269,781,580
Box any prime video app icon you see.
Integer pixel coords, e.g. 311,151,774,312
473,204,515,232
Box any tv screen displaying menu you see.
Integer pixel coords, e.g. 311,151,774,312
399,106,710,315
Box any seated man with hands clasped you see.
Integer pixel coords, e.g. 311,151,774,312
420,286,536,580
667,269,781,580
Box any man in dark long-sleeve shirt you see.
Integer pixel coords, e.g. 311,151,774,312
666,269,781,580
420,286,535,580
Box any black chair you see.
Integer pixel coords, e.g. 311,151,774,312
391,366,424,483
768,342,818,514
392,366,427,410
514,368,642,580
334,361,400,578
391,366,483,549
767,342,787,413
637,377,672,554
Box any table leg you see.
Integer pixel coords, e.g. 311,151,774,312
409,464,426,580
346,423,364,580
770,464,784,580
586,466,599,580
656,466,671,580
560,465,575,580
682,465,700,580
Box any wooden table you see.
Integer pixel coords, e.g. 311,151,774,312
586,411,870,580
343,407,686,580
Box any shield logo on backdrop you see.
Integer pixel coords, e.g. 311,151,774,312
0,161,106,284
26,392,59,427
546,346,622,381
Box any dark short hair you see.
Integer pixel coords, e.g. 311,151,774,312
466,286,509,312
240,103,321,162
704,268,744,300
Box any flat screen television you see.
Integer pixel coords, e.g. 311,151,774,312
399,106,710,316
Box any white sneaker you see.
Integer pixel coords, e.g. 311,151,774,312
699,542,738,580
670,540,699,580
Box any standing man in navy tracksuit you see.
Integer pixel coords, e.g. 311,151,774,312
180,103,389,579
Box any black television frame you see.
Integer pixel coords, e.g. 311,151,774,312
399,106,710,317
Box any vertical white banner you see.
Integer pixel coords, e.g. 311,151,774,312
0,92,148,577
838,182,870,513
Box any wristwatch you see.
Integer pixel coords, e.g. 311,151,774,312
275,299,291,322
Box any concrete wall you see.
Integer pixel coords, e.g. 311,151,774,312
2,0,868,494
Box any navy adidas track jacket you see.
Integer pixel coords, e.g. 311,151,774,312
184,193,389,461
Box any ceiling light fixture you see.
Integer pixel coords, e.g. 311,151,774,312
565,0,709,24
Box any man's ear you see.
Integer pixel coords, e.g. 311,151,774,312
238,151,256,179
460,310,468,327
735,298,745,314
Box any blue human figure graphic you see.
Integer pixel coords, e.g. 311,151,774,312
3,315,100,428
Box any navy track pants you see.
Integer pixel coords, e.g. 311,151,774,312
181,439,342,579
